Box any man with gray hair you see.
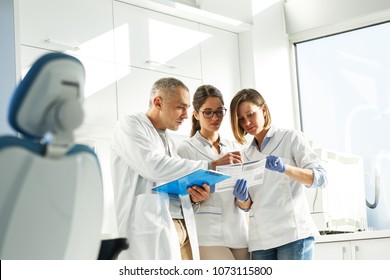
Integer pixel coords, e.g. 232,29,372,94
111,77,241,260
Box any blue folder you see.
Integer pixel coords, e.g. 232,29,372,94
152,169,230,195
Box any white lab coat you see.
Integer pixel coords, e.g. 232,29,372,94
177,131,248,248
110,113,208,260
242,126,327,252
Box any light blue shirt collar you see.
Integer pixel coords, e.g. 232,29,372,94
250,125,277,152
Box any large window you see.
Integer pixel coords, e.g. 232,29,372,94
295,21,390,230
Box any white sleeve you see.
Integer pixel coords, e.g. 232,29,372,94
111,116,208,182
291,130,328,189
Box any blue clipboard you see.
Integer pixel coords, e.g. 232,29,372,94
152,169,230,195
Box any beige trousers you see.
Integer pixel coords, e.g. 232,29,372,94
173,219,193,260
199,246,249,260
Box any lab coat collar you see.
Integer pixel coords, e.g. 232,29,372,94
135,112,155,129
194,130,227,148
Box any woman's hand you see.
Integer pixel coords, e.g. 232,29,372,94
265,155,285,173
233,178,248,202
211,151,242,170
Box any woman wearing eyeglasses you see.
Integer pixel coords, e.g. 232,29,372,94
177,85,249,260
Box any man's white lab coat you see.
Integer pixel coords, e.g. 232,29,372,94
111,113,208,259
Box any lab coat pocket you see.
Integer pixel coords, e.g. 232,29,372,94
129,193,170,233
127,193,180,259
277,157,293,192
248,212,259,245
195,205,222,242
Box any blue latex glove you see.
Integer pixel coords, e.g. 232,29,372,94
233,178,248,201
265,155,285,173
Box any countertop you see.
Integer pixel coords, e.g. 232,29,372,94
316,229,390,243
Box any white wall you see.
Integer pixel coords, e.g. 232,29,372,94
238,30,256,89
239,0,390,131
0,0,18,135
197,0,253,24
248,1,298,129
284,0,390,37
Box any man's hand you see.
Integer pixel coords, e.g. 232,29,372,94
188,183,211,203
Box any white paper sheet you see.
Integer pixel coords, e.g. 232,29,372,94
215,159,266,192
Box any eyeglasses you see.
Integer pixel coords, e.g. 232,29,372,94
199,108,227,119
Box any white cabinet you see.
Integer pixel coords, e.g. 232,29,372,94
18,0,115,63
314,232,390,260
115,66,201,137
199,24,241,140
17,0,118,140
199,25,241,95
16,0,242,141
19,46,118,141
314,241,352,260
112,1,242,140
113,1,202,79
350,238,390,260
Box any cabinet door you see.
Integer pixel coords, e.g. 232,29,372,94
113,2,202,79
199,24,241,141
18,0,115,63
116,65,201,137
20,46,118,141
351,238,390,260
314,241,352,260
199,25,241,95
